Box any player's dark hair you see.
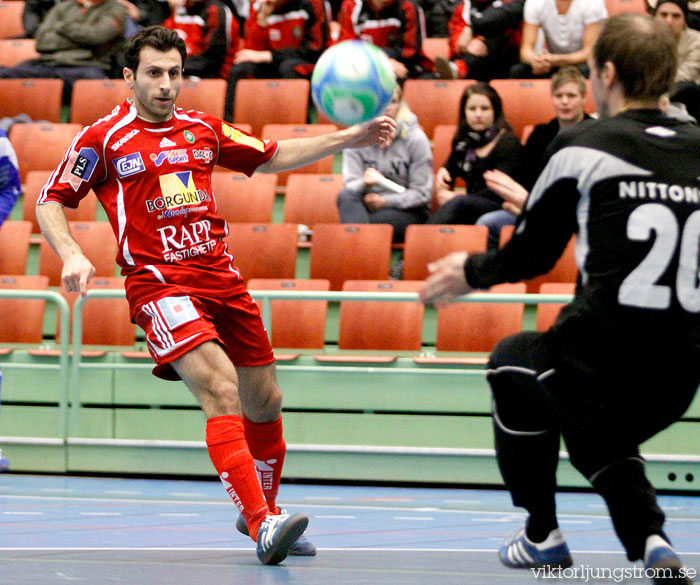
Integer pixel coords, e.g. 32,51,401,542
593,13,676,101
124,26,188,73
456,82,511,137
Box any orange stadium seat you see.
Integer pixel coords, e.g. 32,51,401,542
432,124,456,169
283,173,341,226
536,282,575,332
0,274,49,344
490,79,556,139
248,278,330,349
500,225,578,293
178,78,227,118
309,223,393,290
233,79,310,137
211,172,277,223
39,221,118,286
0,79,63,123
70,79,131,126
261,124,338,185
9,123,82,183
422,37,450,62
605,0,647,16
435,282,527,352
338,280,424,350
403,79,475,139
223,222,298,282
403,224,488,281
0,220,31,274
24,170,98,233
57,276,134,345
0,39,39,67
0,1,25,39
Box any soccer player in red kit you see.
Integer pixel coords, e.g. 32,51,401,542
35,25,396,566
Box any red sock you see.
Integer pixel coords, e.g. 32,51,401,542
242,414,286,514
206,415,270,541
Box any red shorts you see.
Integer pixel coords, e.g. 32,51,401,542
134,288,274,381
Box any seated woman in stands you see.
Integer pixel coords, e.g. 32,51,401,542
427,82,523,226
337,82,433,244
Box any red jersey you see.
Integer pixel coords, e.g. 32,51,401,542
337,0,430,68
38,100,278,315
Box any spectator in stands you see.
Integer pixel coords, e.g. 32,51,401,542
421,0,462,37
647,0,700,30
163,0,240,79
426,82,523,226
22,0,63,38
223,0,329,122
0,0,127,103
118,0,171,37
510,0,606,79
337,83,433,243
476,66,595,248
435,0,523,81
653,0,700,121
0,129,21,473
337,0,433,80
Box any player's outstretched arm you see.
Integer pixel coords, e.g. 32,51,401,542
36,201,96,297
257,115,397,173
419,251,473,306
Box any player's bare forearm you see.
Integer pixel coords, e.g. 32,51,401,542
36,201,96,295
258,116,396,173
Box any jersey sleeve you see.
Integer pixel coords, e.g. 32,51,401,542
216,121,279,176
37,126,105,210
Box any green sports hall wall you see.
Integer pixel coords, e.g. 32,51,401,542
1,192,699,493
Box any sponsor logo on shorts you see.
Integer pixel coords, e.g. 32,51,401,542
150,149,189,167
114,152,146,178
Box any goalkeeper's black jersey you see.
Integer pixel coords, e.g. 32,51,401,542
466,109,700,371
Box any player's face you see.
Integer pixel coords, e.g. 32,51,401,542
552,82,585,125
126,47,184,123
465,93,495,131
656,2,685,38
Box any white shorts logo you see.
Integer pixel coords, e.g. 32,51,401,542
157,296,199,330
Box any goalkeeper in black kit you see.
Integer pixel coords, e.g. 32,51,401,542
421,12,700,585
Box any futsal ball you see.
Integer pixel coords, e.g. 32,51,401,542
311,40,396,126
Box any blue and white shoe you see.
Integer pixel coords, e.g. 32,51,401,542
499,527,573,569
0,449,9,472
256,512,309,565
238,508,317,556
644,535,693,584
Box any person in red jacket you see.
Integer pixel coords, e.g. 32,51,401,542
163,0,240,79
223,0,330,121
337,0,432,80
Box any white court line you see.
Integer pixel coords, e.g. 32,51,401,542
1,494,699,522
2,511,44,516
